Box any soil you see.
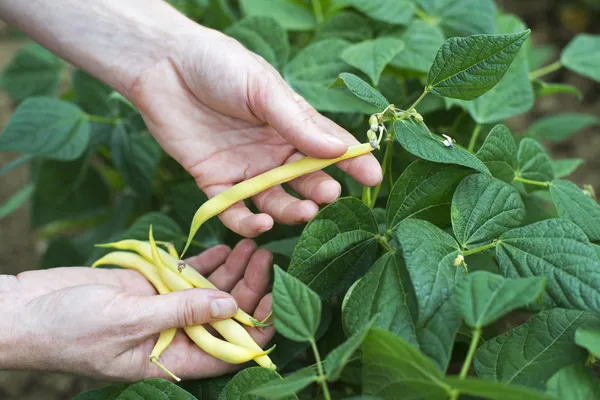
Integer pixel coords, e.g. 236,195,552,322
0,2,599,399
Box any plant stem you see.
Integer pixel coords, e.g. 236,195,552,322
513,176,551,187
362,186,372,207
85,114,120,125
310,339,331,400
459,327,482,380
312,0,324,25
371,137,394,207
406,88,430,115
462,241,498,256
467,124,481,153
529,60,563,81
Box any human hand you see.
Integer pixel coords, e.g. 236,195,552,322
0,240,274,381
130,27,383,238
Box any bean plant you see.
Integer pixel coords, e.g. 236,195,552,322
1,0,600,399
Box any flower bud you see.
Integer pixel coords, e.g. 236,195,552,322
453,254,465,267
369,115,379,126
370,123,379,132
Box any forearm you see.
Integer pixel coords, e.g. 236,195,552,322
0,275,23,369
0,0,198,97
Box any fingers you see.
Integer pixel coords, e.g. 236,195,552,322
204,184,274,237
208,239,257,292
251,184,319,225
285,152,343,205
247,294,275,346
247,66,348,159
134,289,238,333
230,248,273,312
184,244,231,276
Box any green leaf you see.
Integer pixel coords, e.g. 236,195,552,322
248,367,317,399
553,158,584,179
546,365,600,400
451,174,525,248
0,184,34,221
111,126,162,197
528,113,600,142
394,119,490,174
72,69,114,116
426,31,530,100
314,12,373,43
284,39,379,113
445,378,554,400
239,0,316,31
454,271,545,328
395,218,465,371
331,73,390,110
550,180,600,242
0,43,64,102
533,81,583,100
123,212,183,242
342,0,415,25
40,237,86,269
561,34,600,83
262,236,299,258
72,383,130,400
474,309,600,388
389,21,445,73
476,125,518,182
458,15,534,124
362,328,448,399
273,265,322,342
497,219,600,312
325,315,378,381
415,0,497,37
386,160,470,231
219,367,295,400
340,38,404,85
0,97,91,161
342,253,418,347
516,138,555,186
575,328,600,358
117,379,196,399
226,16,289,70
288,197,378,299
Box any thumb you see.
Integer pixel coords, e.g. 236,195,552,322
249,69,348,159
134,289,238,333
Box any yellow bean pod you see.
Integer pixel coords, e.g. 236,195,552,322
96,239,264,327
182,143,374,256
91,252,180,381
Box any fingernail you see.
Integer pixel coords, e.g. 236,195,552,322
210,298,238,318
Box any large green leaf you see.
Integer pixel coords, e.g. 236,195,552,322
362,328,449,400
226,16,289,71
248,367,318,399
445,378,554,400
451,173,525,249
528,113,600,142
288,197,378,299
415,0,496,37
561,34,600,83
342,0,415,25
342,253,418,346
476,124,518,183
454,271,545,328
0,97,91,161
284,39,378,113
395,218,465,371
553,158,584,179
389,21,445,74
575,327,600,359
394,119,490,174
72,383,130,400
273,265,322,342
239,0,315,31
474,309,600,388
72,69,114,116
219,367,295,400
0,184,34,221
546,365,600,400
331,73,390,110
426,31,530,100
340,38,404,85
0,43,64,102
314,12,373,43
118,379,196,399
497,219,600,312
386,160,470,231
550,180,600,242
516,138,555,186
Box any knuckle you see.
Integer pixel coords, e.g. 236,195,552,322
178,296,205,327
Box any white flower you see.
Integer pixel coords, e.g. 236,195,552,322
442,134,455,148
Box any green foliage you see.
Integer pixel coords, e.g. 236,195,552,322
2,2,600,399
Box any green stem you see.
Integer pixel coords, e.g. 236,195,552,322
0,154,33,177
513,176,551,187
529,60,563,81
85,114,120,125
378,235,393,253
310,339,331,400
406,88,430,114
467,124,481,153
462,241,498,256
459,327,482,379
362,186,372,207
371,138,394,207
312,0,324,25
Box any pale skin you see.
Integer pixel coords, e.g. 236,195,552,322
0,0,382,379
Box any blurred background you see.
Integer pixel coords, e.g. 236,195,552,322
0,0,599,398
